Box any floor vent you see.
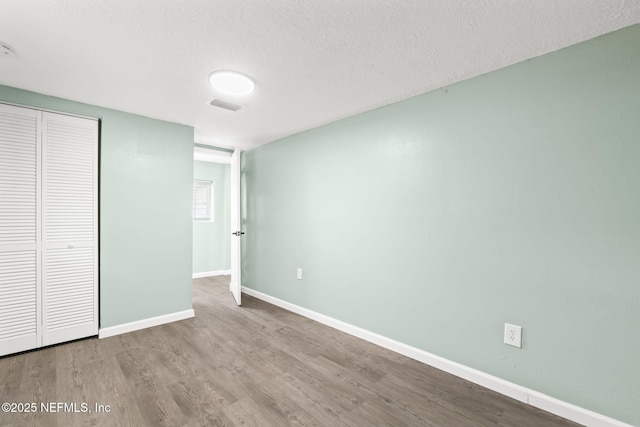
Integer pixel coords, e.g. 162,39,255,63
210,99,242,112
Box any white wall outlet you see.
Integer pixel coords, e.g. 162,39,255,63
296,268,303,280
504,323,522,348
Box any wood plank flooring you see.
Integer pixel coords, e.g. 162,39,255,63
0,276,580,426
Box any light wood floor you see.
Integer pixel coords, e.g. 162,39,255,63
0,276,580,427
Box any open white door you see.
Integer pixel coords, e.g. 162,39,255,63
229,148,242,305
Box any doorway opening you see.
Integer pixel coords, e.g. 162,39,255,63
192,145,242,305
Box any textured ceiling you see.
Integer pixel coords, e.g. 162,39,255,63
1,1,639,150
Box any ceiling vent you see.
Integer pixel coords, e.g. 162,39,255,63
209,98,243,112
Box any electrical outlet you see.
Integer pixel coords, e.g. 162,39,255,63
296,268,303,280
504,323,522,348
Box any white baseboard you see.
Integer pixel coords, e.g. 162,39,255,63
98,309,195,339
193,270,231,279
241,287,630,427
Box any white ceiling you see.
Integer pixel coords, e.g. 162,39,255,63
1,1,639,151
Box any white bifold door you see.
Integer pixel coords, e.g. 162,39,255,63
0,103,98,357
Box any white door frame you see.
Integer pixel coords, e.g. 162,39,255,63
193,146,242,305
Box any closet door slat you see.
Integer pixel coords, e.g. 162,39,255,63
0,104,40,356
42,112,98,347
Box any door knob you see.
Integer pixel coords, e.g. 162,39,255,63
232,231,245,236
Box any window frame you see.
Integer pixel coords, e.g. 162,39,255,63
192,179,214,222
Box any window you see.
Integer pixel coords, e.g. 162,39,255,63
193,180,213,221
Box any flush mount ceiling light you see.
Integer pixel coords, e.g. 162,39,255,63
209,70,255,96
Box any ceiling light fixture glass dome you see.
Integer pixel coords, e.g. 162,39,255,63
209,70,255,96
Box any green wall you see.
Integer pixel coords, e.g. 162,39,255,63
193,160,230,273
0,85,194,328
243,24,640,424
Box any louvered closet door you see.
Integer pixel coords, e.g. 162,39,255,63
42,112,98,346
0,104,41,357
